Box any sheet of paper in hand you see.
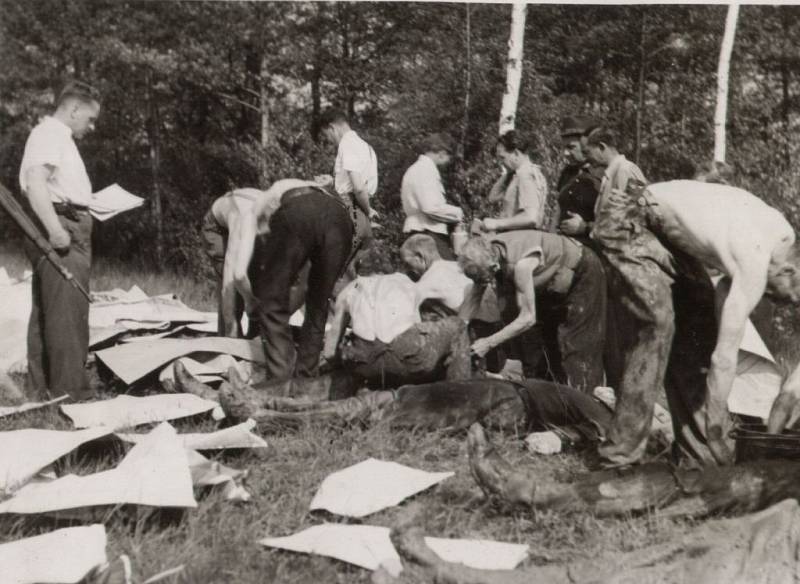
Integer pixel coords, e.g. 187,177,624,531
90,183,144,221
0,423,196,514
309,458,453,518
259,523,529,576
0,426,111,493
61,393,220,430
0,524,107,584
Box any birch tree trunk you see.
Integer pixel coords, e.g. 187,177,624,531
714,3,739,162
498,2,527,135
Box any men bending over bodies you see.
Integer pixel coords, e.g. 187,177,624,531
458,230,606,392
202,179,316,337
589,170,800,466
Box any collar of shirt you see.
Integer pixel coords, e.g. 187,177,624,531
418,154,440,174
43,115,74,138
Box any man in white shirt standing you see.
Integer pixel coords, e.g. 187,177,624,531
318,108,378,253
19,81,101,400
400,134,463,260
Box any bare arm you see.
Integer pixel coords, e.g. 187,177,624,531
487,171,511,203
322,286,353,361
220,209,258,337
485,208,539,232
348,170,372,217
25,166,70,249
471,257,539,357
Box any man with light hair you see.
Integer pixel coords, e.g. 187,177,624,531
20,81,101,399
401,233,472,315
458,230,606,392
201,179,317,338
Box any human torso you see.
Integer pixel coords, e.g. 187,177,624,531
211,188,261,231
492,230,581,286
334,130,378,197
401,155,448,235
500,159,547,224
344,273,420,343
557,163,601,223
19,116,92,206
646,180,794,274
415,260,472,311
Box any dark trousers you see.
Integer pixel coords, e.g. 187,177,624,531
24,212,92,400
406,229,455,260
594,188,722,467
254,190,353,380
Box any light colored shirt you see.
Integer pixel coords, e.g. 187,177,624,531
401,155,463,234
594,153,647,216
415,260,472,312
19,116,92,206
340,273,419,343
334,130,378,198
500,159,548,226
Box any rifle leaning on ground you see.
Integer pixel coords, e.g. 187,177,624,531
0,181,92,303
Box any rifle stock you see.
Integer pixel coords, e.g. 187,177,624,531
0,181,92,303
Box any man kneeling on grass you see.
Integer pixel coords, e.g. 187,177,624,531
177,243,474,407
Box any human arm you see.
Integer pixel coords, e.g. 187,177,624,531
220,210,258,337
322,286,353,361
488,170,512,203
347,170,372,218
413,172,463,225
560,212,590,236
483,168,546,232
470,257,539,357
25,166,70,249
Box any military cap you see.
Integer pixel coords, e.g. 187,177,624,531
560,115,601,139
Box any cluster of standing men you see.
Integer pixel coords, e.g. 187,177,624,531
18,81,800,472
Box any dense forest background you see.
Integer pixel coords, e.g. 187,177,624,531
1,2,798,275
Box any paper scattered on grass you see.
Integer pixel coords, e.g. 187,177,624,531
158,354,239,385
0,426,111,493
61,393,220,430
259,523,528,576
116,419,266,450
95,337,264,385
0,423,196,514
309,458,453,518
0,394,69,419
0,524,107,584
187,449,251,502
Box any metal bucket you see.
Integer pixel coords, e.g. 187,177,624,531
731,423,800,462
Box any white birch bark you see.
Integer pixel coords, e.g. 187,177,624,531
714,3,739,162
498,2,527,135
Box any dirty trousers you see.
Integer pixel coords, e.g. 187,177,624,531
254,189,353,380
340,316,472,388
594,188,722,467
24,211,92,400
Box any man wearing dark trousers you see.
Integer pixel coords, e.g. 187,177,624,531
19,81,101,400
254,185,354,380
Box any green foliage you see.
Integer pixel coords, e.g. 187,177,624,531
1,2,799,271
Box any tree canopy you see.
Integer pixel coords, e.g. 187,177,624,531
1,1,798,273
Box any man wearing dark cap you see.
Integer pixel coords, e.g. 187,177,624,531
555,116,603,246
400,133,463,260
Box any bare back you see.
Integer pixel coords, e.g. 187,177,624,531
647,180,794,275
211,188,262,230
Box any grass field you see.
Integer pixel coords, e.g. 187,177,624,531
0,244,695,583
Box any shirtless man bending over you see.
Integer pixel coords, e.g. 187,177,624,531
599,178,800,466
201,179,315,337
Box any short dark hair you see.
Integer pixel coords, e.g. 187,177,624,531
319,108,349,128
497,129,539,158
56,81,101,107
354,242,396,276
585,126,620,149
420,133,455,155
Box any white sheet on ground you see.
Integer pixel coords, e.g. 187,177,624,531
309,458,453,518
0,426,111,493
89,293,215,330
61,393,220,430
116,419,266,450
259,523,529,576
0,273,32,373
95,337,264,385
0,395,69,419
0,423,196,514
187,449,251,502
0,524,107,584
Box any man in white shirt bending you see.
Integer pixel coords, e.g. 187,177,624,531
401,133,463,260
19,81,101,400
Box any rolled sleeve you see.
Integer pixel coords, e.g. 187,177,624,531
516,165,548,224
